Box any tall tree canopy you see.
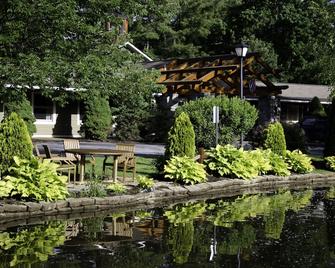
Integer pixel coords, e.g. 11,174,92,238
130,0,335,84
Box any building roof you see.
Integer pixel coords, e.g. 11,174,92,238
278,83,331,103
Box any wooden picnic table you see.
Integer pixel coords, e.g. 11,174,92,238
65,148,129,184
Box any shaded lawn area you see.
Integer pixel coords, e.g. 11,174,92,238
84,156,158,179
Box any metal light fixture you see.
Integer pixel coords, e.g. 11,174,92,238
235,43,249,147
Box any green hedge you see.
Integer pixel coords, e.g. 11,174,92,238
176,96,258,148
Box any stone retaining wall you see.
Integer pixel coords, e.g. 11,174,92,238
1,173,335,229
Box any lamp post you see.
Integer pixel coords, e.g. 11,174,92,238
235,43,249,148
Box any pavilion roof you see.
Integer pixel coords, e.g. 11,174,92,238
144,53,288,97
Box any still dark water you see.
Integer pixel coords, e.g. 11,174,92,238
2,187,335,268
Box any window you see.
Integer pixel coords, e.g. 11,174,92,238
32,93,55,123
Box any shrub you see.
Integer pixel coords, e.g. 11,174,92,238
4,97,36,136
282,123,307,152
206,145,259,179
0,157,68,201
81,176,107,197
285,150,314,174
80,95,112,140
164,156,207,185
264,122,286,156
0,112,33,175
106,182,127,194
309,96,326,117
176,96,258,148
267,151,291,176
136,176,155,190
165,112,195,159
325,156,335,171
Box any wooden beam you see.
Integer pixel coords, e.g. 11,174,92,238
158,80,203,85
161,65,238,74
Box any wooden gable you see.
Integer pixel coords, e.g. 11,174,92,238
153,53,288,97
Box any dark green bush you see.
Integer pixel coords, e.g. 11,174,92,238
80,95,112,140
264,122,286,156
176,96,258,148
165,112,195,159
0,112,33,175
4,97,36,136
309,96,326,117
282,123,307,152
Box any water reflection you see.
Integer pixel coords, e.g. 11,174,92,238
1,188,335,267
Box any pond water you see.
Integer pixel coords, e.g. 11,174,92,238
2,187,335,267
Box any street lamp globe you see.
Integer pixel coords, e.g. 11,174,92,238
235,43,249,57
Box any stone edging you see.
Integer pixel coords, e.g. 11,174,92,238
1,173,335,228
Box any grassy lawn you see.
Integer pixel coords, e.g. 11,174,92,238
84,156,158,179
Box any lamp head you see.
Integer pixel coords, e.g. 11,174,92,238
235,43,249,57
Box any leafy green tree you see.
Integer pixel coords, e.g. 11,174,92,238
165,112,196,159
80,94,112,140
264,122,286,156
176,96,258,148
4,96,36,136
0,112,33,175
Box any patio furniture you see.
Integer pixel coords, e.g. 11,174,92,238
63,139,96,176
43,145,77,183
34,144,45,159
64,148,124,183
103,144,136,181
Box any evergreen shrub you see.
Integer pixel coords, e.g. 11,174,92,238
0,112,33,175
324,97,335,156
165,112,195,159
264,122,286,156
282,123,307,152
4,97,36,136
80,95,112,140
309,96,326,117
176,96,258,148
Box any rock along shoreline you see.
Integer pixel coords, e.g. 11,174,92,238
1,173,335,229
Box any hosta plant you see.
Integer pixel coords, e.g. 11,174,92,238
164,156,207,185
136,176,155,190
107,182,127,194
0,156,68,201
267,151,291,176
285,150,314,174
325,156,335,171
205,145,259,180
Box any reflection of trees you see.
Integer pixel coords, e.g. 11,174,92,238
167,222,194,264
0,222,66,267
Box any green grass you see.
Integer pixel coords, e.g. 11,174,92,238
84,156,158,179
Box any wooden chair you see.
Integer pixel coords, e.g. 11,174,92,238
103,144,136,181
34,144,45,159
63,139,96,176
43,144,77,183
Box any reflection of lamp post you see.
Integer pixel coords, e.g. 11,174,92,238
235,43,249,148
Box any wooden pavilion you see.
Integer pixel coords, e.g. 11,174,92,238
145,52,287,97
145,52,288,122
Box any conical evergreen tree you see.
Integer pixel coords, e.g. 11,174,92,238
264,122,286,156
165,112,196,159
324,98,335,156
0,112,33,175
309,96,326,117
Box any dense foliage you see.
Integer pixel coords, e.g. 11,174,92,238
80,94,112,140
285,150,314,174
264,122,287,156
325,156,335,171
164,156,207,185
130,0,335,86
176,97,258,148
309,96,327,117
165,112,195,159
206,145,313,179
0,113,33,175
0,222,66,267
0,157,68,201
282,123,307,153
4,96,36,136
